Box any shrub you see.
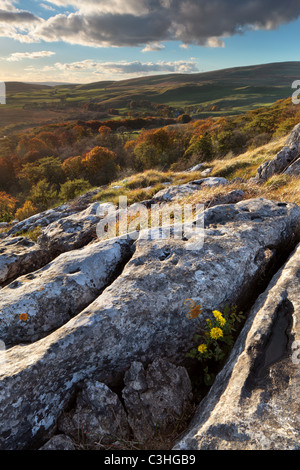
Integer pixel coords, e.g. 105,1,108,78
59,179,92,201
30,179,58,211
15,200,38,221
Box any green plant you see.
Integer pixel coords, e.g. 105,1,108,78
186,304,245,386
14,225,42,242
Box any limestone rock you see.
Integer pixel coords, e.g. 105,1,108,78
186,164,203,172
256,147,297,181
0,236,133,346
58,381,130,445
284,122,300,148
255,123,300,181
203,190,245,209
122,359,193,442
201,168,212,176
37,202,104,255
152,183,201,202
190,177,230,188
153,177,229,202
0,237,51,287
0,199,299,449
5,204,77,239
39,434,76,450
174,243,300,450
284,157,300,176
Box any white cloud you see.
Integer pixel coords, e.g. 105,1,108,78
5,50,56,61
142,42,165,52
205,37,225,48
40,3,56,11
50,58,199,74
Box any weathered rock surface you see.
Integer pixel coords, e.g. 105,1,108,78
186,164,203,172
0,202,116,287
37,202,104,255
174,243,300,450
255,123,300,181
5,204,77,238
0,198,299,449
58,380,131,445
203,190,245,209
284,157,300,176
0,237,51,287
256,146,298,181
152,177,230,202
190,177,230,188
0,237,133,346
201,168,213,176
122,359,193,442
39,434,76,450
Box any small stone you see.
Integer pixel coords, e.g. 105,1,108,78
39,435,76,450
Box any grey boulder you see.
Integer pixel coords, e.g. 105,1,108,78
122,359,193,442
58,380,131,446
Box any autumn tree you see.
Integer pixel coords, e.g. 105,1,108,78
61,155,85,180
15,200,38,221
0,192,18,222
0,156,16,192
83,146,117,185
18,156,65,187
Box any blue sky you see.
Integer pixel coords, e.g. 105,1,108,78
0,0,300,83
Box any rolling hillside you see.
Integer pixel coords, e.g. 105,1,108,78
2,61,300,134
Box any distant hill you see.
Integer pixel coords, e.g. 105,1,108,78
2,61,300,134
56,61,300,114
5,82,52,93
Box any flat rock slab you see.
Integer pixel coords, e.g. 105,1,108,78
174,243,300,450
0,198,299,449
0,237,51,287
0,203,116,287
0,237,133,346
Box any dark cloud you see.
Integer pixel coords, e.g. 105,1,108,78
8,0,300,46
0,9,39,22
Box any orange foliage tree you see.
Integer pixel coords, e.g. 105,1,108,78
61,155,85,180
15,200,38,221
0,192,18,222
83,146,117,184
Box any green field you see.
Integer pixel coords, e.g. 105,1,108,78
1,61,300,134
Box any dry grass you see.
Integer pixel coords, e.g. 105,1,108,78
209,136,286,180
93,134,299,211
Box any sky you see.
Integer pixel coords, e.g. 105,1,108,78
0,0,300,84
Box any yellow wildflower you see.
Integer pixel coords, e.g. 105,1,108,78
198,344,207,354
213,310,226,327
210,327,223,340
